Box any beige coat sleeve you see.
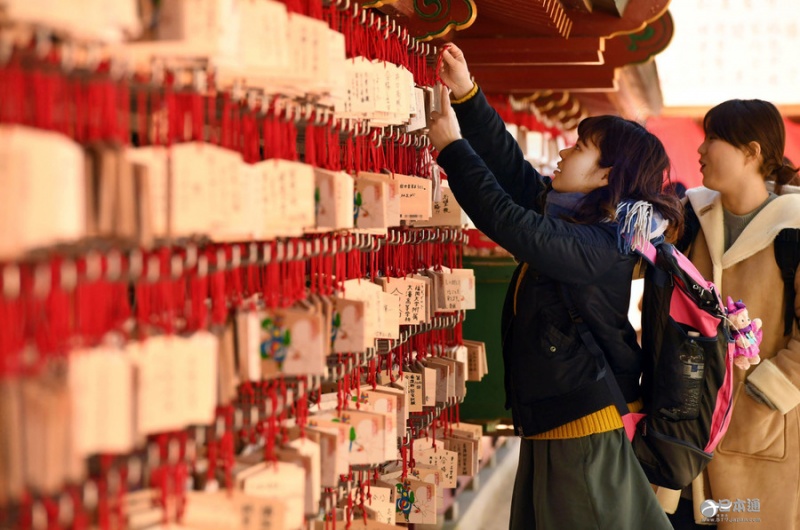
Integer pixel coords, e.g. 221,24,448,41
748,262,800,414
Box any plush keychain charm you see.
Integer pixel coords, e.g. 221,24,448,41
726,297,763,370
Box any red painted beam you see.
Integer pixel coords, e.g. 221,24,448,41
472,65,618,92
455,37,604,66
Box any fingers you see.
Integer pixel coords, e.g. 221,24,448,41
440,83,452,115
446,43,464,58
442,50,459,67
442,49,466,68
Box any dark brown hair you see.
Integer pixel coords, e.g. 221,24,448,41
571,115,684,241
703,99,800,194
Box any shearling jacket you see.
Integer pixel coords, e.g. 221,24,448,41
436,90,643,437
682,185,800,528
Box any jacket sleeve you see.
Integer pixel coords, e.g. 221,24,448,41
451,88,547,211
747,261,800,414
437,139,625,284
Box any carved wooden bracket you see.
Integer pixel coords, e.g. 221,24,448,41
359,0,477,41
603,10,673,66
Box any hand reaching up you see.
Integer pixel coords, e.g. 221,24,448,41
428,83,462,152
439,44,474,99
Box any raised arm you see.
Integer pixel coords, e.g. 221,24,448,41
438,46,547,210
436,136,624,283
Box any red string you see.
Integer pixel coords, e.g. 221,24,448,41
209,249,228,326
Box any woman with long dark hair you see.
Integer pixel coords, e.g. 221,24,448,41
427,45,682,529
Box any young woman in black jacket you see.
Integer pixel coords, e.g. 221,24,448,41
427,45,683,530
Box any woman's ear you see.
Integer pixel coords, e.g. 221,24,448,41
746,141,762,160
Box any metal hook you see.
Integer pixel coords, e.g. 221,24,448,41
231,245,241,269
186,244,198,270
106,251,122,281
216,248,227,273
302,102,314,122
171,254,183,279
278,99,290,122
59,260,77,292
198,254,208,277
246,90,260,112
371,129,382,148
263,242,272,265
248,243,258,266
86,251,102,282
147,255,161,283
313,108,325,127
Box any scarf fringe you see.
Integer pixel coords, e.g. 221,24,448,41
616,200,667,254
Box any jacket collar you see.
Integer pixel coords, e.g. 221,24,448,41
686,186,800,275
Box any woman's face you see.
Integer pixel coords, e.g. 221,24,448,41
552,139,609,194
697,134,750,193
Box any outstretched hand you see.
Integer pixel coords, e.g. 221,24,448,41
428,83,462,152
439,44,474,99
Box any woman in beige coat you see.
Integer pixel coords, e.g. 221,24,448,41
674,99,800,529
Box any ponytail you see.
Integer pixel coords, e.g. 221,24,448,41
769,158,800,195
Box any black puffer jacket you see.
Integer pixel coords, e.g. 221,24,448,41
436,90,643,436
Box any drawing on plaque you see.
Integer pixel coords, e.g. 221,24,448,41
331,311,346,347
353,191,367,225
315,186,323,218
260,316,291,365
395,482,415,518
331,415,364,453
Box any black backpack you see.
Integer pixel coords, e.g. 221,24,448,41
775,228,800,336
563,239,736,490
